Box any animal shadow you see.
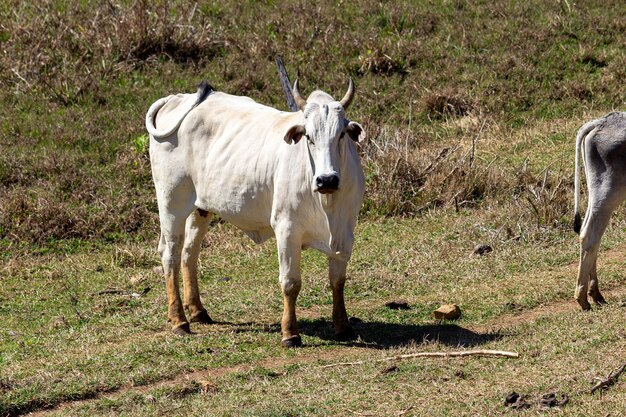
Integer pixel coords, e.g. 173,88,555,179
298,317,501,349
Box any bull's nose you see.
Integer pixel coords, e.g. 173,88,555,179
315,174,339,193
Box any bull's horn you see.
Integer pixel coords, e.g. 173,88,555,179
339,78,355,110
293,79,307,111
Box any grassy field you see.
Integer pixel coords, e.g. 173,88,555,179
1,0,625,416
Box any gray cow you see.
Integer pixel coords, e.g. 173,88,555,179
573,111,626,310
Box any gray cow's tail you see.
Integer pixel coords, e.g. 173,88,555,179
145,81,213,139
573,118,601,234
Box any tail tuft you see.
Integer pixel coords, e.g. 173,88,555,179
573,212,582,234
196,80,214,103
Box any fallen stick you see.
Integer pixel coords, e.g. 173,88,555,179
590,364,626,394
397,405,414,416
321,349,519,368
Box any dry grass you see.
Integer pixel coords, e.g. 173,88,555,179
2,1,224,105
2,216,625,416
360,116,574,237
1,0,624,245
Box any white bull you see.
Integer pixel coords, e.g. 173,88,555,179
573,111,626,310
145,80,365,346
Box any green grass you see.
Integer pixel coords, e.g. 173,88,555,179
2,212,625,415
60,303,626,417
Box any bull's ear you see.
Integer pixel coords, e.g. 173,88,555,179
284,125,306,144
345,121,365,142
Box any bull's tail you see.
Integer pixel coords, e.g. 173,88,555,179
145,81,213,139
573,118,601,234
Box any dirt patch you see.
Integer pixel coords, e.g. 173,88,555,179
29,280,626,416
469,243,626,334
26,346,367,416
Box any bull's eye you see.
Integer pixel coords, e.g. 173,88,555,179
307,135,314,146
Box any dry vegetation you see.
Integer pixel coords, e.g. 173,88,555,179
1,0,624,248
0,0,625,416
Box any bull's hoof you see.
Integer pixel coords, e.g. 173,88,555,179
335,327,357,341
172,322,192,336
190,309,213,324
281,335,302,348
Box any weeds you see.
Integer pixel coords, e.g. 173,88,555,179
0,0,624,248
2,1,225,104
360,120,505,217
424,93,471,119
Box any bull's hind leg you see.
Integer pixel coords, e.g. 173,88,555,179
275,230,303,348
181,209,213,324
156,181,196,335
159,216,191,335
329,258,356,341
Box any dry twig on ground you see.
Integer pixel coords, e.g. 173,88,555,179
590,364,626,394
321,349,519,368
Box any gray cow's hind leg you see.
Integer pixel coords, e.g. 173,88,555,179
576,245,597,310
576,188,621,309
587,256,606,305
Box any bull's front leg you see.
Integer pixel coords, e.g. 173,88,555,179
276,232,303,348
329,258,356,341
181,209,213,324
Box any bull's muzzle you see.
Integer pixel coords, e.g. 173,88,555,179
315,174,340,194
